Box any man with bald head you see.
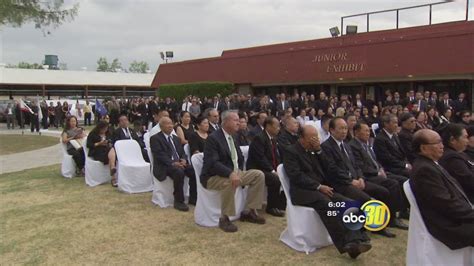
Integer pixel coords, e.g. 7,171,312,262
410,129,474,249
202,110,266,233
283,125,371,259
150,117,197,211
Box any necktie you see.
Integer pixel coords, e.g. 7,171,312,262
340,143,355,178
168,136,180,161
124,128,130,139
365,143,379,171
228,136,238,171
271,138,277,170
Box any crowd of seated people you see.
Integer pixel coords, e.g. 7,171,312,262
55,89,472,259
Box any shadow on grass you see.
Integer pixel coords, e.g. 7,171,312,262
0,165,407,265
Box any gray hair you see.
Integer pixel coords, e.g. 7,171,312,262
220,110,239,125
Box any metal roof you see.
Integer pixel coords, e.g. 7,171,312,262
0,68,154,87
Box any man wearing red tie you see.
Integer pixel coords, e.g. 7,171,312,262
247,116,286,217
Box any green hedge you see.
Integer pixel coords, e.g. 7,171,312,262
157,82,235,101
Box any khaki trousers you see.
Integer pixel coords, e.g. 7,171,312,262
207,169,264,217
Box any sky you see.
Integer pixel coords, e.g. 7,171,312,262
0,0,471,72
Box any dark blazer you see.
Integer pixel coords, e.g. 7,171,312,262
247,131,279,172
373,129,408,172
86,131,110,162
413,99,428,112
111,127,144,148
410,155,474,250
277,128,299,146
150,132,187,181
201,129,244,188
398,128,416,164
208,122,219,135
235,129,250,146
321,137,362,187
348,138,379,177
283,142,328,205
439,147,474,201
276,100,290,116
248,124,263,140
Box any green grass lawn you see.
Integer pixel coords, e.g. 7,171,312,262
0,135,59,155
0,165,407,265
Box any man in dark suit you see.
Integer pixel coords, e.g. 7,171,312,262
316,91,329,114
150,117,196,211
398,113,417,164
247,117,286,217
413,92,427,112
410,129,474,249
201,110,265,233
438,92,453,113
349,122,408,231
453,92,469,120
277,116,299,147
207,108,220,134
283,125,372,259
112,114,149,162
373,114,412,177
322,117,396,237
248,111,267,141
276,93,290,118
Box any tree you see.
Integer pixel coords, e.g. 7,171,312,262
0,0,79,33
129,60,150,73
96,57,109,72
7,62,43,69
109,58,122,72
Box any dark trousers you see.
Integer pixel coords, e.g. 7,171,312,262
84,112,92,126
49,115,56,128
387,172,409,212
30,117,40,132
302,192,370,254
365,176,402,222
67,148,85,169
166,165,196,203
42,116,48,129
263,171,286,210
334,183,372,204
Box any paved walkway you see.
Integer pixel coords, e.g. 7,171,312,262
0,128,63,174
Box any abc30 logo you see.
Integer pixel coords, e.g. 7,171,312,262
341,200,390,231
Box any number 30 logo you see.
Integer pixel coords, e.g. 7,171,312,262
361,200,390,231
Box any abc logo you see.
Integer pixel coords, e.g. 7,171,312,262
342,207,366,231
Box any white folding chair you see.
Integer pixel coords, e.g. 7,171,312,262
60,138,76,178
371,123,379,136
240,146,249,170
191,153,247,227
147,131,188,208
115,140,153,193
83,136,111,187
277,164,333,254
403,181,473,266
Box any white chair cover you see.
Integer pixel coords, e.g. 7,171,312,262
115,140,153,193
240,146,249,169
191,153,247,227
82,136,111,187
145,131,188,207
184,144,191,164
60,138,76,178
403,181,473,266
277,164,333,254
371,123,379,136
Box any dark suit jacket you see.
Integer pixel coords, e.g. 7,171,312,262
349,138,380,177
283,141,328,205
111,127,144,148
276,100,290,116
248,124,263,140
277,128,299,146
439,147,474,200
321,137,363,187
208,122,219,135
150,132,187,181
247,131,280,172
373,129,408,172
398,128,416,164
201,129,244,188
410,155,474,249
315,99,328,113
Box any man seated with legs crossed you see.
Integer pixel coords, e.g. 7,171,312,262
201,110,266,233
283,125,372,259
